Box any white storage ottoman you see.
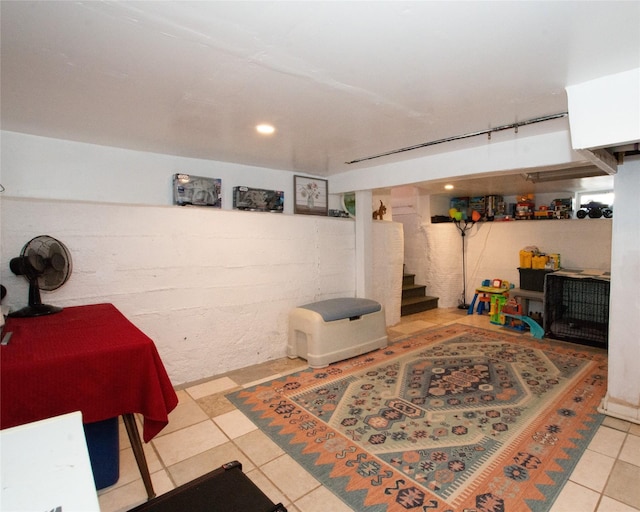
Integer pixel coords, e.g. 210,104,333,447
288,298,388,368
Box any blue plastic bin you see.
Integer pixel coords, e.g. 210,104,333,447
83,417,120,489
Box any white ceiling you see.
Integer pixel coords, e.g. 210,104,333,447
1,1,638,196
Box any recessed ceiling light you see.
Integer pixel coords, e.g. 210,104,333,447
256,124,275,135
444,184,454,190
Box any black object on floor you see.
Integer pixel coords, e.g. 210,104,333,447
128,461,287,512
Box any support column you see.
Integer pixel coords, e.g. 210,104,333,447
355,190,373,298
598,157,640,423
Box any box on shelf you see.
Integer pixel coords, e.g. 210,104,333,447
233,186,284,212
173,174,221,207
450,197,469,215
469,196,485,215
518,268,555,292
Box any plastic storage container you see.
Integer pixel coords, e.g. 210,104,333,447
518,268,555,292
83,417,119,489
519,250,533,268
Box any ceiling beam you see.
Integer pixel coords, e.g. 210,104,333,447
576,148,618,175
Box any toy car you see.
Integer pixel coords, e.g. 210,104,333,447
576,201,613,219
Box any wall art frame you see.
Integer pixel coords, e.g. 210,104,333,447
294,176,328,216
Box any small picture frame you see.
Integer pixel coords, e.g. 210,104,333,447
294,176,328,216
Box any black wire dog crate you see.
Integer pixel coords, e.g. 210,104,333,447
544,271,610,348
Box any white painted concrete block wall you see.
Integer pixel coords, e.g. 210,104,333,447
1,197,401,385
0,132,404,386
409,217,612,308
372,221,403,327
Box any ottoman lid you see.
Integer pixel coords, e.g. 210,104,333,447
299,298,381,322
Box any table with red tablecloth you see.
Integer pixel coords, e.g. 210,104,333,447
1,303,178,499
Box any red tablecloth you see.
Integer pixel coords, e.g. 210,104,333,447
1,303,178,443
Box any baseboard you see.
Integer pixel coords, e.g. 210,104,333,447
598,394,640,425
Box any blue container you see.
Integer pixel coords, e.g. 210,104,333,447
83,417,120,489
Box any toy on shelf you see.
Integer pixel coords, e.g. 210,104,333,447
551,198,572,219
515,194,535,220
534,205,553,220
490,296,544,339
576,201,613,219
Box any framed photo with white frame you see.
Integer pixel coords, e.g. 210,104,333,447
294,176,328,216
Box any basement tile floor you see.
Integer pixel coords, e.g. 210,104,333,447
98,308,640,512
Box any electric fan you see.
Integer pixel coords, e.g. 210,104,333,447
8,235,73,318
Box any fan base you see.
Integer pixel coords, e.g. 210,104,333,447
8,304,63,318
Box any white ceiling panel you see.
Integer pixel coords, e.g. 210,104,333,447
1,0,638,192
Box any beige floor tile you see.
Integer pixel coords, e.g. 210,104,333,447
118,417,131,449
570,449,616,492
589,426,628,457
597,496,640,512
98,467,174,512
549,481,600,512
117,413,146,450
152,420,228,466
98,478,147,512
150,469,177,497
224,357,305,385
213,408,258,439
99,307,639,512
110,444,162,490
167,442,254,487
96,436,161,497
619,434,640,467
387,328,407,341
390,319,437,334
605,460,640,509
243,374,284,388
246,468,290,509
602,416,632,433
261,454,321,502
197,391,239,418
234,429,285,467
186,376,238,400
294,485,355,512
161,391,210,435
267,356,308,375
108,447,141,489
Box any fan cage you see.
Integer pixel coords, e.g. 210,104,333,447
8,235,72,318
23,236,72,291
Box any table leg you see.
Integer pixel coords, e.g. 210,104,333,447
122,413,156,500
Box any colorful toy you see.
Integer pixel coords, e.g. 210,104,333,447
468,279,512,315
489,295,544,339
576,201,613,219
515,194,535,220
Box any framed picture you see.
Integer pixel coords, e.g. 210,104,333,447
294,176,328,216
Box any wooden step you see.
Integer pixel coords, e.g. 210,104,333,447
402,273,415,287
402,283,427,299
401,295,439,316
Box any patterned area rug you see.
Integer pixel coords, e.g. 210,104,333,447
227,324,607,511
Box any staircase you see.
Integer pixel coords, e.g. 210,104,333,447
401,271,439,316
